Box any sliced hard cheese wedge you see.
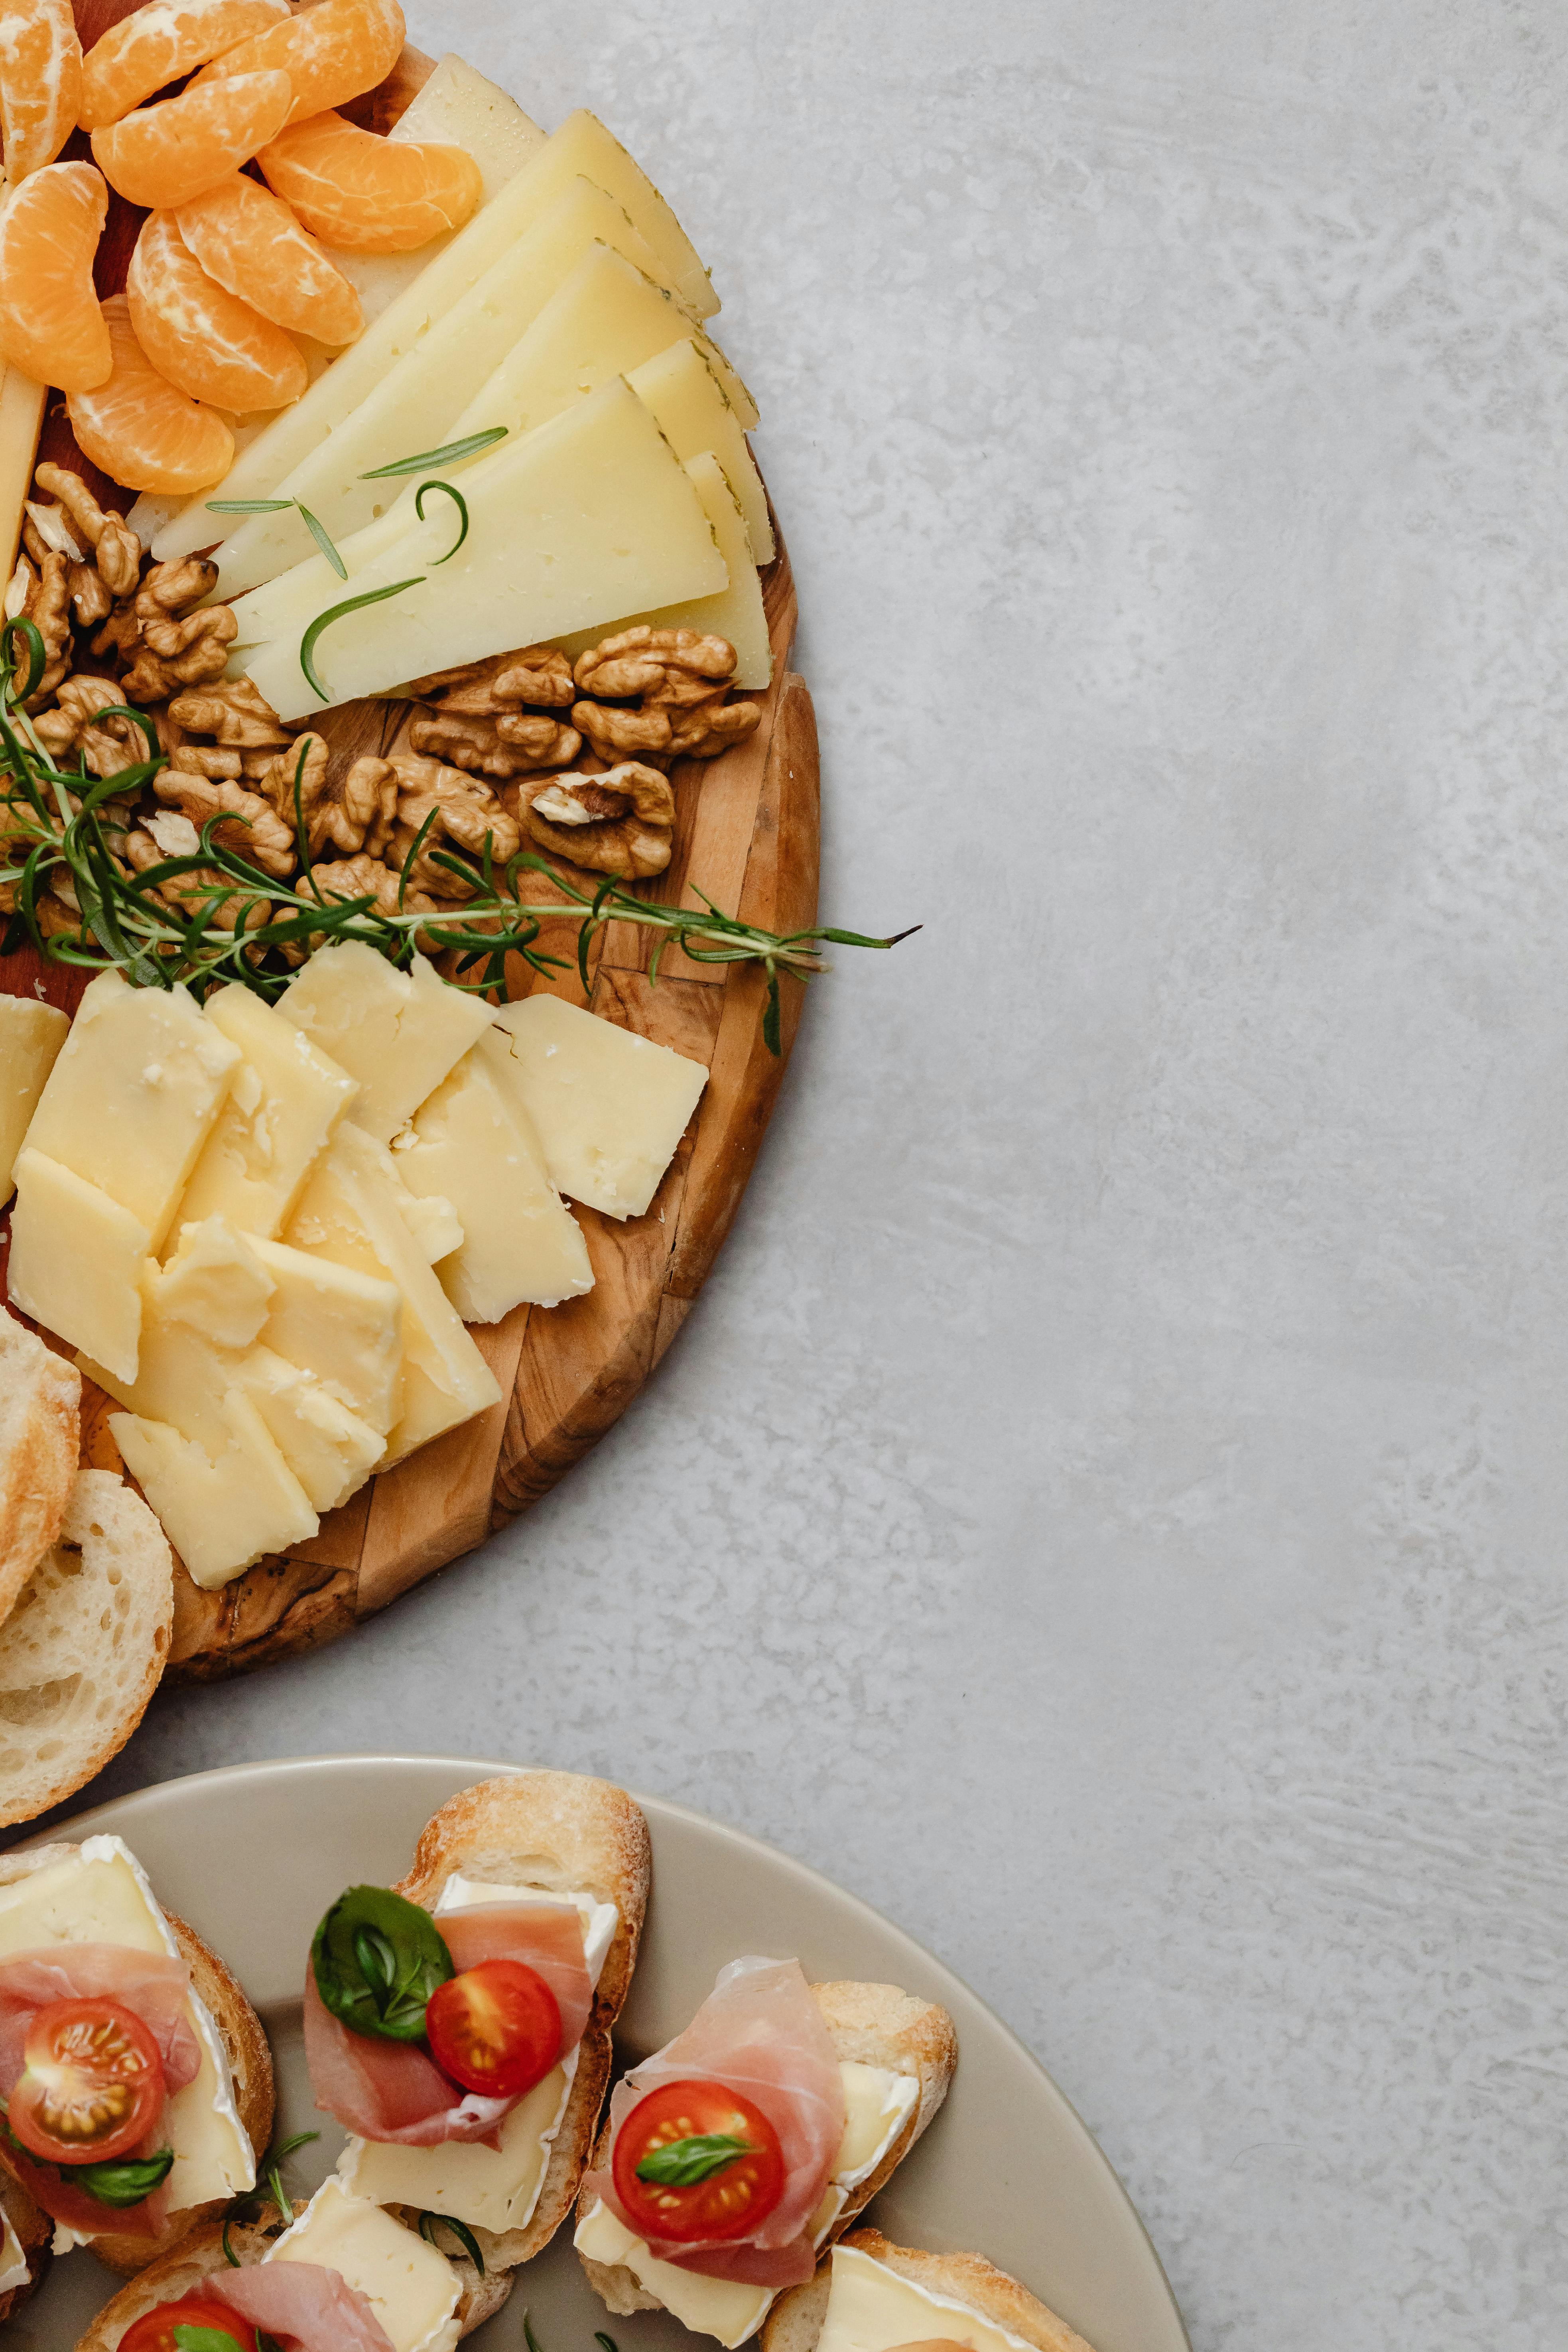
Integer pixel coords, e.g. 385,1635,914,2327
286,1123,500,1467
0,995,68,1204
238,1345,384,1512
8,1150,151,1382
554,450,771,689
250,1233,402,1433
0,364,47,581
489,996,708,1220
393,1045,593,1322
267,2179,462,2352
177,982,359,1238
22,970,240,1251
236,379,730,720
629,336,774,562
154,1215,275,1347
153,106,717,562
278,943,494,1144
213,179,683,596
110,1389,318,1590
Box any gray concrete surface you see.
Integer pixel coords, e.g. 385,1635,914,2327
58,5,1568,2345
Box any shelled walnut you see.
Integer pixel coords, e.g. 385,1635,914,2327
152,771,297,877
384,753,520,896
408,707,581,779
517,764,676,880
407,645,577,711
4,550,72,705
258,739,399,859
32,677,152,781
571,627,761,767
122,815,272,934
167,677,293,755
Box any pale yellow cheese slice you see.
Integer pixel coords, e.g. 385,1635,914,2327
0,995,68,1205
8,1150,151,1382
0,363,47,581
393,1044,592,1323
343,2059,571,2234
249,1233,403,1433
266,2179,461,2352
277,944,494,1146
488,995,707,1219
238,1346,384,1512
154,1215,276,1347
109,1389,318,1589
629,337,774,563
177,983,360,1239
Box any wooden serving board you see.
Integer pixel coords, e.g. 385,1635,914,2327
0,7,819,1678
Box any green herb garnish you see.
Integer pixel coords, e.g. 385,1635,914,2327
172,2329,247,2352
418,2209,485,2272
74,2146,175,2206
311,1885,452,2042
295,501,347,580
299,577,423,702
414,478,468,562
360,425,508,479
205,498,294,514
634,2132,756,2187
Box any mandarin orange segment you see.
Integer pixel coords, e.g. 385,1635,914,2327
127,211,308,414
78,0,289,132
0,0,81,179
176,171,364,345
0,160,109,391
256,110,483,253
192,0,404,128
91,66,292,209
67,295,234,493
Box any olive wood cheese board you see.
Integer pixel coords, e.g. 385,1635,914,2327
0,5,820,1678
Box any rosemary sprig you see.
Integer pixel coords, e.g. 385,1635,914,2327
205,495,348,579
414,478,469,562
361,425,508,479
299,577,424,701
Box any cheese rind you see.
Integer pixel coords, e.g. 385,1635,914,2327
266,2179,462,2352
22,970,240,1249
814,2246,1038,2352
249,1233,403,1432
628,337,774,563
0,995,69,1205
178,984,359,1238
110,1390,319,1588
8,1150,151,1381
396,1046,593,1322
277,945,493,1145
489,995,707,1219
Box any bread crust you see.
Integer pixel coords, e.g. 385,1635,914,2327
0,1309,79,1623
577,1977,958,2327
761,2229,1098,2352
0,1845,274,2277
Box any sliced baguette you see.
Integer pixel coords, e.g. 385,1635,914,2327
762,2229,1097,2352
0,1841,275,2275
0,1307,79,1625
0,2167,51,2324
381,1769,651,2272
0,1468,173,1829
74,2212,510,2351
579,1980,958,2325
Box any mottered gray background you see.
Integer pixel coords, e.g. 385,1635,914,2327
38,4,1568,2346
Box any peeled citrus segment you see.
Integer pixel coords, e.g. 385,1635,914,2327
68,294,234,493
0,0,82,179
127,210,307,414
256,108,482,252
78,0,289,131
194,0,404,128
92,66,292,209
176,171,364,345
0,160,110,391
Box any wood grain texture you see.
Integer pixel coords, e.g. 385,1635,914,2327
0,11,819,1676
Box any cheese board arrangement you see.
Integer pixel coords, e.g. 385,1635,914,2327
0,1754,1192,2352
0,0,912,1802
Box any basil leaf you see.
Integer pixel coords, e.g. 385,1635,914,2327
172,2329,247,2352
73,2146,175,2206
634,2133,757,2187
311,1885,453,2042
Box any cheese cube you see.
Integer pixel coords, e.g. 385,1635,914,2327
0,995,68,1204
277,946,493,1146
394,1046,592,1322
249,1235,402,1434
8,1150,151,1381
286,1124,500,1466
154,1217,275,1349
23,971,240,1250
177,985,359,1238
238,1348,384,1513
110,1390,318,1589
489,996,707,1219
266,2179,461,2352
628,337,774,563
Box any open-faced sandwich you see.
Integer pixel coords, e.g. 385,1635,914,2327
575,1957,957,2346
763,2228,1098,2352
0,1832,272,2274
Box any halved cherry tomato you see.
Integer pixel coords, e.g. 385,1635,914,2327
119,2298,260,2352
8,1997,165,2165
613,2077,786,2243
424,1958,562,2098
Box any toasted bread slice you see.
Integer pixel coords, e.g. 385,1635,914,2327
0,1841,274,2276
0,1307,79,1625
374,1769,650,2272
0,2168,51,2324
0,1468,173,1830
762,2229,1096,2352
578,1980,957,2326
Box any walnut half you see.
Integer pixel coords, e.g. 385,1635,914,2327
385,754,520,896
518,763,676,880
571,626,760,766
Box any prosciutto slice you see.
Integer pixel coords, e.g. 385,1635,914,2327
305,1897,591,2147
0,1944,202,2240
211,2260,396,2352
583,1956,845,2288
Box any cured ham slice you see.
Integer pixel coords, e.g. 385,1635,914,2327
583,1956,845,2287
305,1897,591,2147
213,2259,396,2352
0,2129,169,2240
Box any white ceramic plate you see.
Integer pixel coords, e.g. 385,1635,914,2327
9,1755,1188,2352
